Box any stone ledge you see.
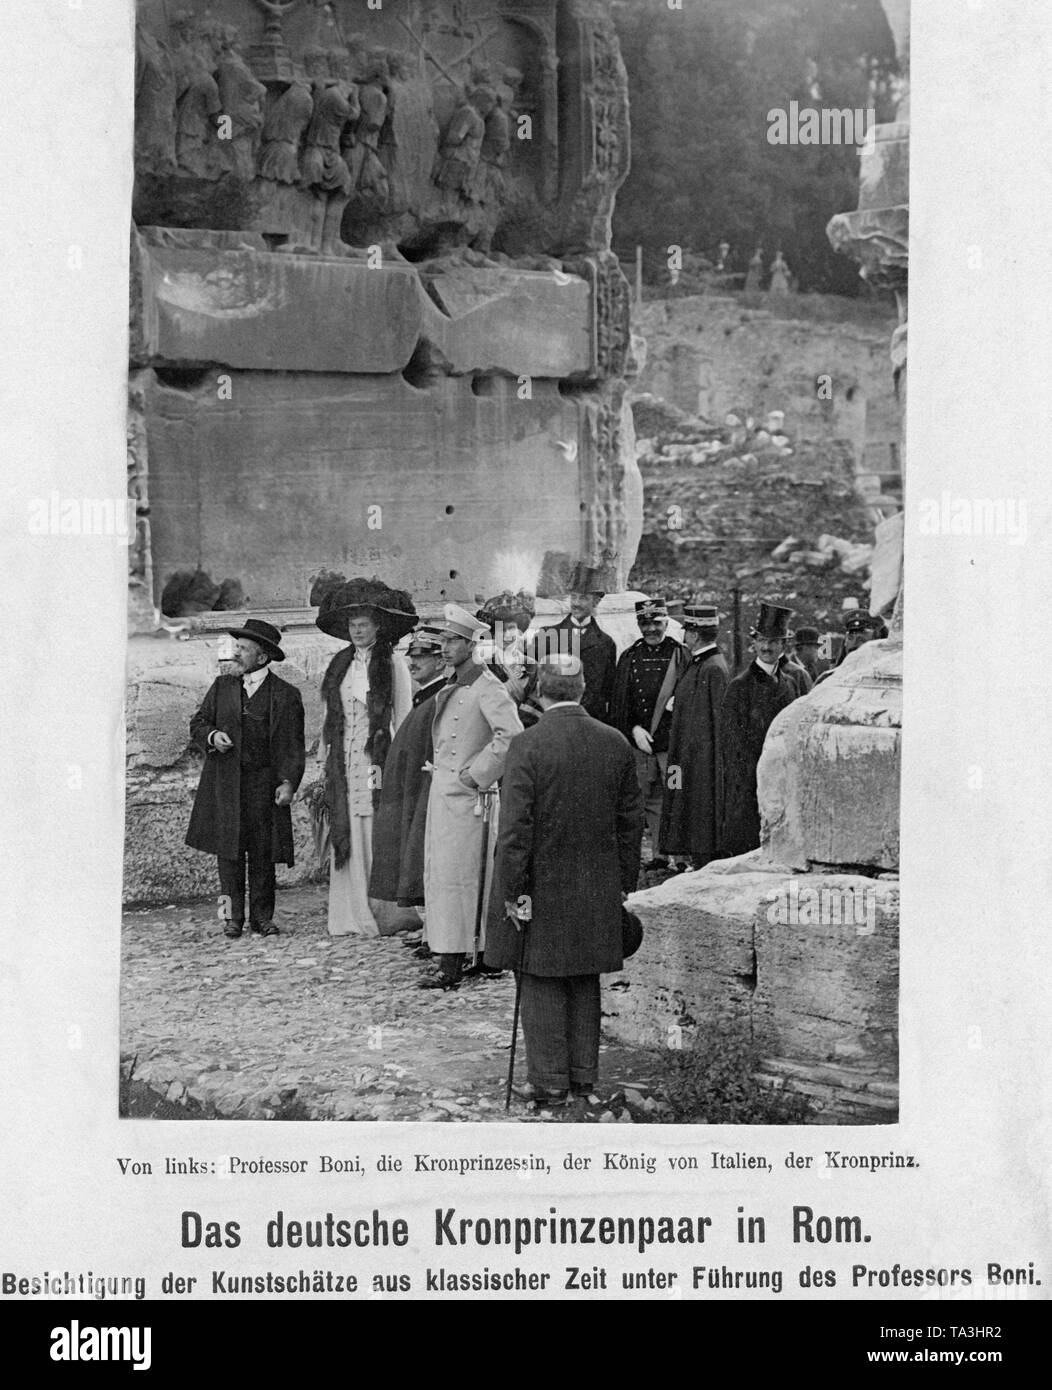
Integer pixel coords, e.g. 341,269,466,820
605,863,899,1080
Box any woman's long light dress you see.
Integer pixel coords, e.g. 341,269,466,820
326,645,412,937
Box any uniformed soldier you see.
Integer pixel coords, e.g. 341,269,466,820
420,604,523,991
814,609,888,685
610,597,688,870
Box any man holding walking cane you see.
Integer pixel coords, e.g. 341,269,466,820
486,655,644,1109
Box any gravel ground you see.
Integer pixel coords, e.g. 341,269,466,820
120,882,672,1125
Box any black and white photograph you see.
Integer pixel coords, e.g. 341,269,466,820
119,0,906,1128
2,0,1050,1330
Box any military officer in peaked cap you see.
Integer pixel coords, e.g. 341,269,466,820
610,597,688,871
420,604,523,990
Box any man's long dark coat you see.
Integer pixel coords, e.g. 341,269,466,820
368,677,444,906
718,662,797,858
484,705,643,976
659,646,730,860
533,616,617,722
185,672,306,865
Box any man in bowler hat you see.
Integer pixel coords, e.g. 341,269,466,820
486,655,643,1107
185,619,306,937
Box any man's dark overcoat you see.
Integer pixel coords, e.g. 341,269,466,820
185,672,306,865
368,677,444,906
718,662,796,858
658,646,730,860
533,616,617,722
484,705,643,975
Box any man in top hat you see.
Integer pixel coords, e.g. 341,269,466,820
658,604,730,872
532,563,617,722
185,619,306,938
718,601,800,858
610,597,688,871
792,625,829,685
814,609,888,685
368,627,448,933
485,655,643,1108
421,604,523,990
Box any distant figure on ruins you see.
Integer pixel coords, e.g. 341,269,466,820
315,578,416,937
214,25,267,180
716,240,731,271
257,75,314,185
769,250,791,294
185,619,305,939
718,602,801,858
610,598,688,871
744,246,764,293
658,604,729,873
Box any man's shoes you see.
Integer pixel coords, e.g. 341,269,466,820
512,1083,569,1108
672,861,691,875
460,962,504,980
250,922,279,937
223,923,244,939
418,974,459,991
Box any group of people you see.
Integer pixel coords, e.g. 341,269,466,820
184,572,888,1107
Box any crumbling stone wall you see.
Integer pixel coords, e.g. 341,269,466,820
633,292,900,497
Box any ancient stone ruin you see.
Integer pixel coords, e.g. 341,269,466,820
604,0,909,1124
127,0,636,901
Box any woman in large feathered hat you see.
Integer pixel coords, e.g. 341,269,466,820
312,575,418,937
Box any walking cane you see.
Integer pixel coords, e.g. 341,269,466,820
471,787,495,968
505,913,529,1111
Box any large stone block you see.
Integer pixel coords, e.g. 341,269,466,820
604,861,899,1075
758,639,901,870
134,237,423,373
134,232,595,379
142,369,592,607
